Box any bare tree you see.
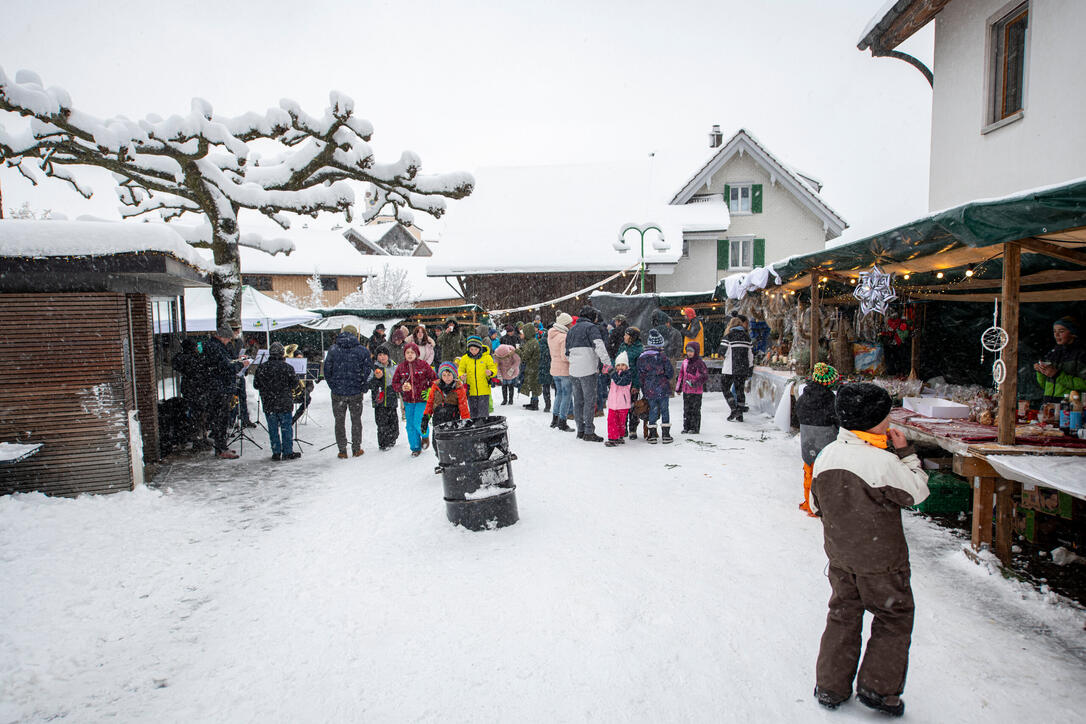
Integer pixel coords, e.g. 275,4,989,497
0,67,472,326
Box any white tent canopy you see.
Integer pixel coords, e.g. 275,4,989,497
168,286,321,335
300,315,403,339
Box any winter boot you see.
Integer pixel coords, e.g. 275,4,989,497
734,412,744,422
550,415,559,428
604,439,619,447
647,426,659,444
629,426,637,440
857,688,905,717
661,425,674,444
814,687,849,711
523,398,539,410
556,419,573,432
726,407,738,421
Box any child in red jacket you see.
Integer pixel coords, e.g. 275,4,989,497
392,342,437,457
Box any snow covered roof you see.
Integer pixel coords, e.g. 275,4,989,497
857,0,943,52
345,225,392,255
669,128,848,239
209,227,458,302
0,219,215,274
427,158,730,276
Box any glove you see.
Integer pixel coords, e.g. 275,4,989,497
601,364,612,374
421,415,430,433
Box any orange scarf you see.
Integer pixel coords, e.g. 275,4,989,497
851,430,889,449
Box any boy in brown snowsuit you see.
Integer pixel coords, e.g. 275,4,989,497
810,383,929,717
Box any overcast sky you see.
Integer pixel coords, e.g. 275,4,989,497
1,0,934,244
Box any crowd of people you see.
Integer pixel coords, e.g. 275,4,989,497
166,306,763,460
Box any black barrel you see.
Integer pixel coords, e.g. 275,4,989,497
441,454,516,501
432,416,509,466
445,489,519,531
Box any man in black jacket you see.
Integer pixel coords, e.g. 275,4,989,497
204,325,251,459
253,342,300,460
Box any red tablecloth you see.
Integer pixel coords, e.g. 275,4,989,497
889,407,1086,448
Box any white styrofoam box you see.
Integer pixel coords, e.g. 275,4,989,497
903,397,970,419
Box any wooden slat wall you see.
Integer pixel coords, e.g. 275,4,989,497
263,274,368,307
0,293,134,497
128,294,160,463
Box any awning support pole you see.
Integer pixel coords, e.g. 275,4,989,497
809,274,820,375
998,242,1020,445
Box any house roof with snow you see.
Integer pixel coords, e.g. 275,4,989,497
217,227,458,302
427,158,731,276
0,219,212,293
669,128,848,239
857,0,946,54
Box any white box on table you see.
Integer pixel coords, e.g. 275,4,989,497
902,397,970,419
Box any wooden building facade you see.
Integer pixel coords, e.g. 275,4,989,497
0,228,208,497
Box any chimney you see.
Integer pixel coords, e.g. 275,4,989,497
709,124,723,148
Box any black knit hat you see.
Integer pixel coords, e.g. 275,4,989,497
835,383,893,432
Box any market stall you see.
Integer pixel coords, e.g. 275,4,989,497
766,177,1086,564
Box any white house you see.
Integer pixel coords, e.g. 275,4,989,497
662,128,848,292
859,0,1086,211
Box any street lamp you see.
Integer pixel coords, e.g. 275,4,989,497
614,222,667,293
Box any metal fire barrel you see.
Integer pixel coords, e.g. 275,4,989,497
433,416,519,531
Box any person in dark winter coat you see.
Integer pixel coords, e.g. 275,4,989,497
369,345,400,451
796,363,840,517
422,362,471,457
252,342,299,460
811,383,929,717
537,326,553,413
617,327,644,439
436,318,466,365
499,324,520,348
367,324,388,356
392,342,438,456
675,341,709,434
606,315,628,359
203,326,251,459
517,324,542,409
323,325,373,458
719,315,754,422
565,305,612,442
637,329,674,443
171,338,210,446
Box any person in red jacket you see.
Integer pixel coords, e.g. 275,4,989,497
422,362,471,458
392,342,437,457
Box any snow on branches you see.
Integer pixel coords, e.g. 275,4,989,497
0,66,474,325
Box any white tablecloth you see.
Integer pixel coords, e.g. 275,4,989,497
984,455,1086,500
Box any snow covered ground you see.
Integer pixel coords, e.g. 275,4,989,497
2,391,1084,722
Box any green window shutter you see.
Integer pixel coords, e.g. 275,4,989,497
751,184,763,213
753,238,765,267
723,184,731,207
716,239,729,270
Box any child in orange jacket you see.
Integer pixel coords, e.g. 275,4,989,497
422,362,471,455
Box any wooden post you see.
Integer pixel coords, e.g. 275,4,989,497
998,243,1020,445
971,476,995,550
994,479,1015,564
908,303,923,380
810,274,820,375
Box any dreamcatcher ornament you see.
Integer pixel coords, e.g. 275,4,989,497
981,297,1009,386
853,265,897,316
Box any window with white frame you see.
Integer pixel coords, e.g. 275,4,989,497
729,184,751,214
729,237,753,270
988,2,1029,125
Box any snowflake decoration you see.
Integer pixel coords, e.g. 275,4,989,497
852,265,897,316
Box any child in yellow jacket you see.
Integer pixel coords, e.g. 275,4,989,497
458,335,498,419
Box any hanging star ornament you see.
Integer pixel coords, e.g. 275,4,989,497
853,265,897,316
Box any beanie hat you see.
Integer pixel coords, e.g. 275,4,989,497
269,342,285,358
341,324,358,335
835,383,893,432
438,361,458,377
374,324,386,332
812,362,841,387
556,312,573,328
374,344,391,358
626,326,640,342
646,328,665,349
615,351,630,367
683,307,696,320
614,314,627,323
403,341,420,356
685,341,701,356
1053,316,1079,336
215,324,234,339
466,335,484,349
579,305,600,323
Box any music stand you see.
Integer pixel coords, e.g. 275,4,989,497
227,395,262,453
286,357,313,449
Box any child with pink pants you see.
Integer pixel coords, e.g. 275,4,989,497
605,352,633,447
